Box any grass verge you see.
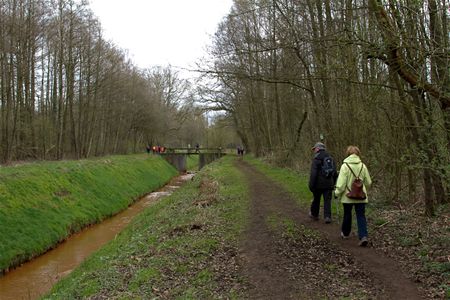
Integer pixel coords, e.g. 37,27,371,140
44,155,249,299
0,154,177,274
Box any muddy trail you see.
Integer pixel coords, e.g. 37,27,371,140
236,160,423,299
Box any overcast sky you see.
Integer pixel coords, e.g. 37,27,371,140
89,0,233,76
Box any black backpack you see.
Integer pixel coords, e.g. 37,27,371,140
321,156,336,178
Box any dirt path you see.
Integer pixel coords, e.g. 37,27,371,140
237,160,423,299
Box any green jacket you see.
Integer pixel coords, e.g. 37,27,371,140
334,154,372,204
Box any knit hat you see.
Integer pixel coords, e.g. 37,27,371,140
312,142,326,150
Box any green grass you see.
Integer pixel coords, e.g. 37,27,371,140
44,155,249,299
244,155,311,206
266,213,302,239
186,154,199,170
0,154,178,273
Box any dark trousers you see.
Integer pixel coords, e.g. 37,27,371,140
310,189,332,218
341,203,368,239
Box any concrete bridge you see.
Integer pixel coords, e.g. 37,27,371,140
159,148,225,173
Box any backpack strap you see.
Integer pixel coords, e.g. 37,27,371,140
357,164,364,177
344,162,356,177
344,162,364,178
344,162,365,193
344,163,353,193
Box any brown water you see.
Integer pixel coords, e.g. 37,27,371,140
0,173,194,300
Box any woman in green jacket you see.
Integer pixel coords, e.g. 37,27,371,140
334,146,372,246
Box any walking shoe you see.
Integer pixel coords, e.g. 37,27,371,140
359,236,368,247
340,232,349,239
309,211,318,221
324,217,332,224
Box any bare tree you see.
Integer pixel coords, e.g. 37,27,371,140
204,0,449,213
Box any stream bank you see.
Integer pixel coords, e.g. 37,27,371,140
0,173,194,300
0,154,178,275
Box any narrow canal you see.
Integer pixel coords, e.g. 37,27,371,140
0,173,194,300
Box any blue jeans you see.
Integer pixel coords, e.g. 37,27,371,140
311,189,332,218
341,203,367,239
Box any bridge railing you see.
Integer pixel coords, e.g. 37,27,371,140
165,148,223,154
159,148,226,172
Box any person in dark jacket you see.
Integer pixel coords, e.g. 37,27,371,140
308,142,337,223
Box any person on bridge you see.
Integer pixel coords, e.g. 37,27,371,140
237,145,244,156
334,145,372,247
308,142,337,224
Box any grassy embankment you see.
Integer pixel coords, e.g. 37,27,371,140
186,154,199,170
0,154,178,274
44,155,249,299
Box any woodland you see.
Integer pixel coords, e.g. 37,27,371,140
0,0,211,163
199,0,449,216
0,0,449,216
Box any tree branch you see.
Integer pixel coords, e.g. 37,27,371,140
368,0,450,110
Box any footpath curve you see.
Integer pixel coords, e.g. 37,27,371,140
236,160,423,299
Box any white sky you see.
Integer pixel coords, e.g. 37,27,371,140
89,0,233,76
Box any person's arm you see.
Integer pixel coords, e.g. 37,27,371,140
334,164,347,198
333,158,339,184
363,164,372,188
308,159,319,191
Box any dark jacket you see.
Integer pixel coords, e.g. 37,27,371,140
309,150,337,191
